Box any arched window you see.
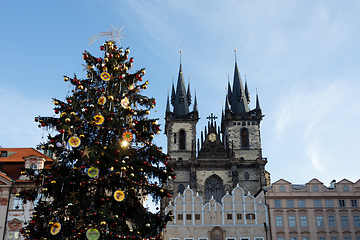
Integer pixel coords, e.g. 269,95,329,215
245,172,249,180
179,129,186,150
178,157,183,161
241,128,248,147
205,175,223,202
178,184,184,194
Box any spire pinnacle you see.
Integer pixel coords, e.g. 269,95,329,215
256,87,261,110
193,89,198,112
166,89,170,112
231,57,249,113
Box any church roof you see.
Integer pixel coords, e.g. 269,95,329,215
172,63,191,115
230,61,249,113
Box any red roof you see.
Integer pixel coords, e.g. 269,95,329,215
0,148,53,180
0,148,53,162
0,172,12,182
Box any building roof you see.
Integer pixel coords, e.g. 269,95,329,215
0,148,53,180
0,148,52,162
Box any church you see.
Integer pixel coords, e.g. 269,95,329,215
163,56,271,240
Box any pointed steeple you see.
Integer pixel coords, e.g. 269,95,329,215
225,94,231,111
166,90,171,112
187,79,192,106
227,75,232,105
171,78,175,106
256,88,261,110
231,53,249,113
244,75,250,104
193,90,198,112
173,63,190,115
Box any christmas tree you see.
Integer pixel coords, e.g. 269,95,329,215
18,36,174,239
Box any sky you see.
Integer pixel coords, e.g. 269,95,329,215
1,0,359,187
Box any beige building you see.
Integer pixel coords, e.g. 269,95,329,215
0,148,53,240
164,185,269,240
264,178,360,240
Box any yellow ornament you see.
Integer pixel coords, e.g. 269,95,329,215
87,167,99,178
50,222,61,235
86,228,100,240
108,95,114,101
100,221,107,226
121,97,129,109
64,77,69,82
65,118,71,123
104,58,109,62
100,72,110,81
94,115,104,125
114,190,125,202
68,135,81,148
98,96,106,105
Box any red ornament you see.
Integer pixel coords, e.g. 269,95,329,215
164,161,168,165
115,150,120,155
35,118,39,122
114,159,119,163
41,122,46,127
172,176,176,180
55,110,59,114
100,46,104,51
129,58,134,63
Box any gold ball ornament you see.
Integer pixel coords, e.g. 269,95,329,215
141,69,145,75
65,118,71,123
15,193,20,197
126,49,130,54
21,171,25,175
79,134,85,138
146,110,150,115
130,173,135,178
71,112,76,116
100,221,107,226
145,223,151,228
114,66,119,71
104,58,109,62
108,95,114,101
54,101,59,105
51,180,56,184
41,146,46,150
160,189,164,193
60,112,67,117
64,77,69,82
42,188,48,192
78,85,84,90
139,168,143,172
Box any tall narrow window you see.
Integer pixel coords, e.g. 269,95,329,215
205,175,223,202
245,172,249,180
241,129,248,147
275,216,283,227
179,129,186,150
178,184,185,194
328,216,336,227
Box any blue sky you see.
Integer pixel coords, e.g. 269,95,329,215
1,1,359,186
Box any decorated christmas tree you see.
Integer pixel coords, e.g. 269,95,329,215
18,31,174,240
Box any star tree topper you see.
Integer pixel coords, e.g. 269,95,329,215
89,25,128,46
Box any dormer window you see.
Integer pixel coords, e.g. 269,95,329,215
30,164,37,170
1,151,7,157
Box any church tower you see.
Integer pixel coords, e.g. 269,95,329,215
221,56,268,195
165,54,268,203
165,61,199,162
